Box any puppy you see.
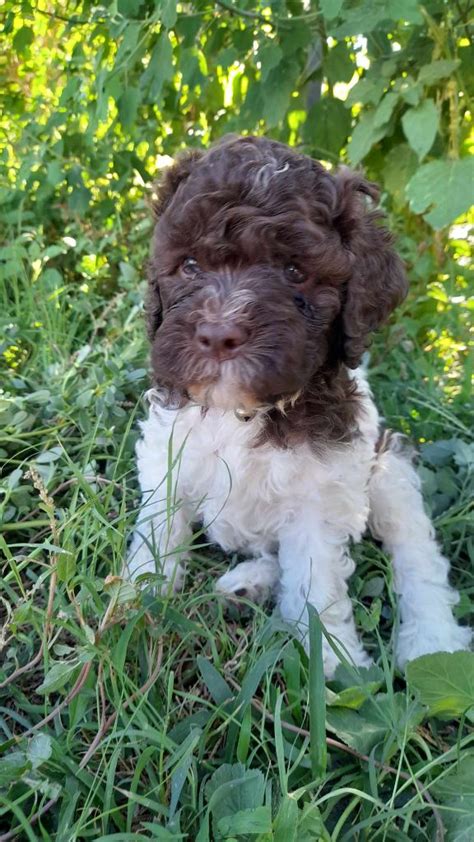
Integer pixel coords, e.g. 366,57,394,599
127,135,471,676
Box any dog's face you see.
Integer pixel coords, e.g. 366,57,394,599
147,136,407,413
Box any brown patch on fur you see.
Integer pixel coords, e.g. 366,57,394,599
146,135,408,449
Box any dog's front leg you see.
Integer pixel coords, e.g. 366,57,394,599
369,436,472,667
127,499,192,593
126,412,193,593
277,515,371,678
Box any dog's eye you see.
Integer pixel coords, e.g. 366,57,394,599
284,264,305,284
182,257,200,276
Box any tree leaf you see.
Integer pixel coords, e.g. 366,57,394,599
117,0,145,18
406,651,474,720
118,88,141,130
402,99,438,160
159,0,177,29
258,42,283,83
373,91,399,128
347,110,387,165
320,0,343,20
146,34,174,100
383,143,418,204
406,158,474,229
304,97,352,157
13,26,34,55
325,42,354,85
262,60,299,127
346,75,386,107
418,59,460,86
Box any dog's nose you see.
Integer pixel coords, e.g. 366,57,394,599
195,322,248,357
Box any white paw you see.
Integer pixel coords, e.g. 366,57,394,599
396,620,472,669
215,558,279,604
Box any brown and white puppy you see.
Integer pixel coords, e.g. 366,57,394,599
127,135,471,676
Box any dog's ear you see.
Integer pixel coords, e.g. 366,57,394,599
152,149,203,218
333,169,408,368
145,284,163,340
147,150,203,339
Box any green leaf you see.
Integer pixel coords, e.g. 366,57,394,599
117,0,145,17
433,754,474,842
320,0,343,20
406,651,474,720
258,42,283,84
325,42,354,86
159,0,177,29
142,34,174,100
274,795,299,842
197,656,233,706
347,110,387,165
205,764,265,834
333,0,422,37
373,91,399,128
27,734,53,769
47,161,63,186
68,186,91,214
308,605,327,779
35,446,62,464
37,660,80,694
217,805,272,835
346,75,386,107
329,664,384,709
383,143,418,204
298,802,330,842
262,60,299,127
304,97,352,158
118,88,141,130
402,99,438,160
418,59,460,86
13,26,34,55
326,692,424,754
104,576,139,607
406,158,474,229
0,752,30,786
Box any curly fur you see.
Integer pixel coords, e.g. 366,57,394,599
127,136,471,676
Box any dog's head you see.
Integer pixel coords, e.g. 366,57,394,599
147,136,407,414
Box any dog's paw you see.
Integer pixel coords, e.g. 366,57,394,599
396,620,472,669
215,558,279,604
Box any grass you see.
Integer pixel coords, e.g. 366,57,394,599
0,225,473,841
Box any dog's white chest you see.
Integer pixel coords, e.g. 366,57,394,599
176,409,301,552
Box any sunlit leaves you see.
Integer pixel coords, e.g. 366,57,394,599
1,0,472,242
406,158,474,228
